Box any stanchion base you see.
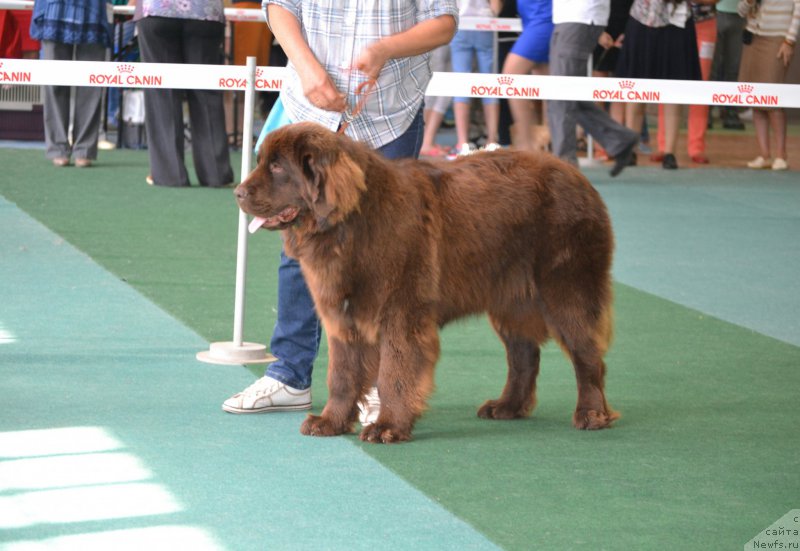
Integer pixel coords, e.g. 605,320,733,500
578,157,606,168
196,341,276,365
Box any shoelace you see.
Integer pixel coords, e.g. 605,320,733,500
243,378,281,396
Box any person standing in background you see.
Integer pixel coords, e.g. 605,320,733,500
738,0,799,171
651,1,720,165
711,0,746,129
615,0,703,170
419,44,454,157
451,0,503,155
591,0,633,161
30,0,112,168
133,0,234,188
546,0,639,177
501,0,553,151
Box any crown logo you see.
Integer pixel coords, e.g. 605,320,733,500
117,64,134,74
738,84,753,94
618,80,635,90
497,75,514,85
256,68,263,78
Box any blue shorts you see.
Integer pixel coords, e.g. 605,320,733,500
510,21,554,63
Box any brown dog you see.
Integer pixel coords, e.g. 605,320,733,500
236,121,618,443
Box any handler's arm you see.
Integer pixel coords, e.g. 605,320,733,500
266,4,346,112
355,15,457,80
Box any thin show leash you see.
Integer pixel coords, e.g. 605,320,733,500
338,78,377,135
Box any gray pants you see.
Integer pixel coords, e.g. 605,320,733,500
546,23,637,166
137,17,233,187
41,41,107,161
712,11,745,116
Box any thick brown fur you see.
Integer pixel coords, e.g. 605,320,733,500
236,121,619,443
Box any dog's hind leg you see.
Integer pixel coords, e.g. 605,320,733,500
477,312,547,420
301,336,378,437
544,296,619,430
568,353,618,430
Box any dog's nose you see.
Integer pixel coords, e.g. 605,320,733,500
234,185,248,199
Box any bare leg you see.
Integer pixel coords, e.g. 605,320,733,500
752,108,771,159
482,101,500,145
625,103,645,153
769,108,787,160
421,109,446,153
454,100,472,149
662,104,682,155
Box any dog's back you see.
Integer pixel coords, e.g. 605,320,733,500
411,150,613,334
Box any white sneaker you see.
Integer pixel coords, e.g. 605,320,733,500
456,143,477,157
747,156,771,169
772,158,788,171
222,375,311,414
481,142,502,152
358,387,380,426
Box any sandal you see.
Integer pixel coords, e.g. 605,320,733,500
419,144,448,157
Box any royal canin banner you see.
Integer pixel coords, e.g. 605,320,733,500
426,72,800,108
0,59,285,92
1,59,798,107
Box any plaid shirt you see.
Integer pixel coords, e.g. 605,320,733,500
263,0,458,149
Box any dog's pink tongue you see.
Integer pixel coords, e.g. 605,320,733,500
248,216,267,234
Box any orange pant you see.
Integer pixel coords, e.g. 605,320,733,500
231,1,273,66
657,17,716,157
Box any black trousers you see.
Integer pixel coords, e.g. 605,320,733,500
137,16,233,187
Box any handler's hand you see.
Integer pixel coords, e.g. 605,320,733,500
354,41,390,81
299,64,347,112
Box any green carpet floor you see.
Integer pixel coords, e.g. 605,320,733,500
1,147,798,550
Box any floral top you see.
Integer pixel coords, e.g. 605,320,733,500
630,0,693,27
134,0,226,23
29,0,112,46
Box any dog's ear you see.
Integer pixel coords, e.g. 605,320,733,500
301,147,366,229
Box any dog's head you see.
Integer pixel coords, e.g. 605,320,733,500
235,122,367,233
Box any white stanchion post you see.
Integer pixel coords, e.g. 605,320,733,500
197,56,275,366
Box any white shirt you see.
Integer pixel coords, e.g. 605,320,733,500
458,0,494,18
552,0,610,26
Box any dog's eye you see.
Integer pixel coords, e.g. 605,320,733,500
269,162,284,174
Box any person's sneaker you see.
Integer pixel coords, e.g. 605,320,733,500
772,158,788,171
222,375,311,414
456,142,477,157
747,156,771,169
358,387,380,426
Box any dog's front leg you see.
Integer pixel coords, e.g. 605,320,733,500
301,335,375,437
360,315,439,444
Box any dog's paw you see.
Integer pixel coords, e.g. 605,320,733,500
477,399,528,420
572,408,620,430
300,414,348,437
359,423,412,444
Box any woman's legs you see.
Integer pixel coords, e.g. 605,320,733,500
752,108,771,159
